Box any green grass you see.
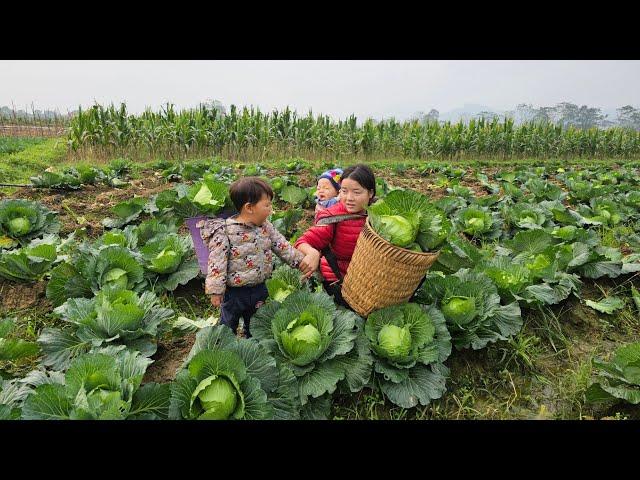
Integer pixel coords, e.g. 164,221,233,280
0,137,68,189
0,137,47,155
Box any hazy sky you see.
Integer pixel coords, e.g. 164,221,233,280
1,60,639,119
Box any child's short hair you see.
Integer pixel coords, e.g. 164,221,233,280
229,177,274,211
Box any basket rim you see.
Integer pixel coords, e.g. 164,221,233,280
364,217,440,257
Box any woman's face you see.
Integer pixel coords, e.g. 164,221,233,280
340,178,373,213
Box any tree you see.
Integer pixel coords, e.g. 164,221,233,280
616,105,640,130
201,99,226,116
475,111,499,121
425,109,439,123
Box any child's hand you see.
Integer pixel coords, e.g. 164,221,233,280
210,294,224,307
299,251,320,278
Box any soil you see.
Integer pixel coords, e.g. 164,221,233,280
0,280,49,311
7,172,173,238
143,333,196,384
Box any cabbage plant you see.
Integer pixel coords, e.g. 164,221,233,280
153,175,229,219
476,255,532,300
29,170,83,190
0,236,58,282
586,341,640,405
431,234,487,274
39,288,174,370
524,178,565,202
0,317,40,365
271,209,303,239
134,218,180,247
504,203,549,230
368,189,451,251
365,303,451,408
21,350,170,420
456,206,501,239
416,269,522,350
266,264,308,302
280,185,308,206
170,325,300,420
578,198,626,227
140,233,200,292
46,244,146,307
251,291,372,418
0,199,60,247
0,377,35,420
95,227,138,249
101,197,147,229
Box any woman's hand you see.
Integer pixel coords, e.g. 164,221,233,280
210,294,224,308
299,250,321,278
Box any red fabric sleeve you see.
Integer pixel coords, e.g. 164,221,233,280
294,222,335,251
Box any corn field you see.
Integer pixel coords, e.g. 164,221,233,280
67,103,640,159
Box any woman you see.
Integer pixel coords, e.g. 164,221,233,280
296,164,376,307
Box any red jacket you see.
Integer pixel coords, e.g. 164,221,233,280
294,201,366,283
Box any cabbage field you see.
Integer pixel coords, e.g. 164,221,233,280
1,136,640,420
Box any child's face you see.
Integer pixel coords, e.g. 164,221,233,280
340,178,373,213
316,178,339,201
242,194,273,226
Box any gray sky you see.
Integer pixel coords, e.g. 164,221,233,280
1,60,639,119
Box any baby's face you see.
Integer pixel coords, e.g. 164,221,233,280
316,178,339,201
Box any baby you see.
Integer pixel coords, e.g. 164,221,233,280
314,168,343,219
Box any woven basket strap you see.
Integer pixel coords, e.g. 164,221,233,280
316,213,367,226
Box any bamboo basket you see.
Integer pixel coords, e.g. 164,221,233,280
341,218,440,317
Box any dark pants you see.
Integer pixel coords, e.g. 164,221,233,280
322,281,353,311
220,283,268,338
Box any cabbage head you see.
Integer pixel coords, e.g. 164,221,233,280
377,324,412,360
415,269,522,350
368,189,450,251
365,303,451,408
170,325,300,420
191,373,241,420
188,175,229,213
103,267,130,290
140,233,200,293
506,203,547,230
47,244,146,307
458,207,495,238
0,199,60,245
377,214,419,247
141,234,187,274
251,291,372,413
477,255,531,299
441,296,477,326
277,308,330,366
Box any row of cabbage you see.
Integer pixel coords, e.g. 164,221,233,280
2,161,640,418
0,163,351,419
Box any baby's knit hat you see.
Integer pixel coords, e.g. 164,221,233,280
318,168,343,192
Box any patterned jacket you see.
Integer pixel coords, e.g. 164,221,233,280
198,216,304,295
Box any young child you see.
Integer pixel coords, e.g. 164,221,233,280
198,177,304,338
315,168,343,220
